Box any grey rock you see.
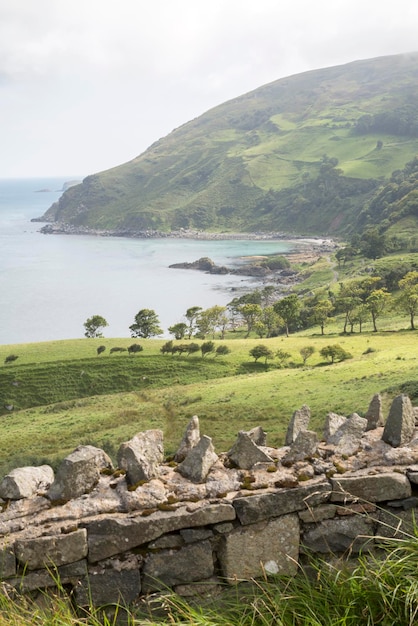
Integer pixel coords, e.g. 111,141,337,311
323,413,347,443
285,405,311,445
298,503,337,523
87,502,236,562
7,560,87,593
245,426,267,446
0,547,16,579
48,446,113,502
117,430,164,484
233,478,331,525
226,431,273,470
330,472,411,503
75,554,141,607
282,430,318,465
142,540,214,592
174,416,200,462
365,393,384,430
180,528,213,544
377,507,418,539
303,516,374,553
382,395,416,447
14,529,88,571
328,413,367,446
218,515,299,582
177,436,218,483
0,466,54,500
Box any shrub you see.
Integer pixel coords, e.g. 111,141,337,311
97,345,106,356
249,344,274,363
4,354,18,365
216,345,231,357
201,341,215,357
320,344,352,363
109,347,127,354
160,340,174,354
127,343,143,355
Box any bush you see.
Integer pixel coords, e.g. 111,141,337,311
97,345,106,356
127,343,143,355
201,341,215,357
249,344,274,363
4,354,18,365
109,347,127,354
320,344,352,363
216,345,231,357
160,340,174,354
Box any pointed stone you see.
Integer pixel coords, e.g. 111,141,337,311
382,395,416,447
174,416,200,462
117,430,164,485
227,431,273,470
245,426,267,446
365,393,384,430
323,412,347,443
282,430,318,465
177,436,218,483
285,405,311,445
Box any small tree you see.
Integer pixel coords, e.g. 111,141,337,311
276,348,291,367
249,344,274,364
201,341,215,358
397,271,418,330
309,301,333,335
300,345,315,365
273,294,301,337
185,306,203,338
110,346,127,353
168,323,188,340
320,344,352,364
129,309,162,339
84,315,108,338
366,288,390,332
161,340,174,354
128,343,143,355
215,345,231,357
4,354,18,365
97,345,106,356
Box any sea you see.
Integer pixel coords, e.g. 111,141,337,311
0,177,293,345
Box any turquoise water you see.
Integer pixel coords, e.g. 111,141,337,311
0,178,291,344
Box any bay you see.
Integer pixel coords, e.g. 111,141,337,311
0,177,292,345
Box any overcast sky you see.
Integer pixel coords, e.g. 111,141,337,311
1,0,418,179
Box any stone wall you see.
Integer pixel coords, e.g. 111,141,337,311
1,393,418,608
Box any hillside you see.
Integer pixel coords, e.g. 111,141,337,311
38,52,418,236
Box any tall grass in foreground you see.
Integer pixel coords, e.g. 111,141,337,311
2,533,418,625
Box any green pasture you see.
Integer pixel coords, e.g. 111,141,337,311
1,329,417,476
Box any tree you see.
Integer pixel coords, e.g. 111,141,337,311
129,309,162,338
309,301,333,335
201,341,215,358
168,322,188,340
239,303,262,338
249,344,274,364
215,344,231,357
83,315,108,338
366,288,390,332
300,346,315,365
161,340,174,354
276,348,291,367
397,271,418,330
261,306,283,338
273,294,301,337
185,306,202,339
196,305,228,339
128,343,143,355
320,344,352,364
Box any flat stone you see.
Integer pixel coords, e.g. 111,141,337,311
330,472,411,503
233,478,330,525
298,504,337,523
7,560,88,592
218,515,299,583
0,546,16,578
142,540,214,592
303,516,374,553
75,554,141,606
177,436,218,483
87,503,236,562
14,529,88,571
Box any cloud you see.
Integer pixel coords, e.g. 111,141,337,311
0,0,417,177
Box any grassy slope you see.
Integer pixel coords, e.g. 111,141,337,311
1,327,417,475
42,53,418,235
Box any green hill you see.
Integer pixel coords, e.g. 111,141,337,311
39,52,418,236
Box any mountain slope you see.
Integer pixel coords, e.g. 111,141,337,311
40,52,418,236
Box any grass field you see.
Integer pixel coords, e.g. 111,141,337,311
1,325,417,476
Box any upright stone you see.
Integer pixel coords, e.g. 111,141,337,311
226,431,273,470
365,393,384,430
0,466,54,500
177,435,218,483
285,405,311,445
174,416,200,462
328,413,367,446
245,426,267,446
323,413,347,443
382,394,415,447
282,430,318,465
48,446,113,502
117,430,164,485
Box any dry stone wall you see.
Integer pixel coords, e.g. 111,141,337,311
1,393,418,608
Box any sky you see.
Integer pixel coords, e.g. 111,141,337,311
1,0,418,179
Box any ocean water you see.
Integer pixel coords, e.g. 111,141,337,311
0,177,292,345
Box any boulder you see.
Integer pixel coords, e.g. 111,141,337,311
382,394,415,447
0,466,54,500
327,413,367,446
117,430,164,485
47,446,113,502
285,405,311,445
226,431,273,469
176,436,218,483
